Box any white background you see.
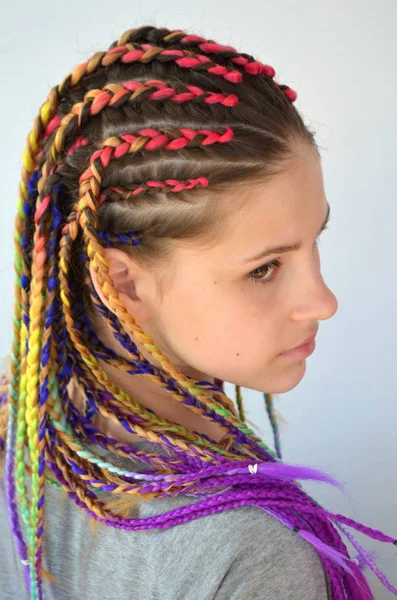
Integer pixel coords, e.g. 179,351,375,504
1,2,396,597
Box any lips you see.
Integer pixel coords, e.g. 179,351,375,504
287,329,318,352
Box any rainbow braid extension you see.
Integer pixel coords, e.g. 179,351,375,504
0,25,396,600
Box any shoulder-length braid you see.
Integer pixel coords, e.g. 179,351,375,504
0,24,396,600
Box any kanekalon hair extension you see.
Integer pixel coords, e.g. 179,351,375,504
0,24,396,600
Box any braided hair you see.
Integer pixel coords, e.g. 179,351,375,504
0,24,396,600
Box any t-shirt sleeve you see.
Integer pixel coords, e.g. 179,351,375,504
212,510,331,600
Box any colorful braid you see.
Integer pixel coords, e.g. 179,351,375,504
0,25,396,600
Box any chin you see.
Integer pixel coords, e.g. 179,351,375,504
274,359,307,393
252,358,307,394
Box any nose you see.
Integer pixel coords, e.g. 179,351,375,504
290,275,339,322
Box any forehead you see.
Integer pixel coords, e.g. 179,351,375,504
167,145,326,276
211,147,327,261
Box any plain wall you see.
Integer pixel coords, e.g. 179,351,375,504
1,2,396,597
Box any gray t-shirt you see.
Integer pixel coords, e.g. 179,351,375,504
0,439,331,599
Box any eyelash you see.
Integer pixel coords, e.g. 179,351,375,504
249,229,327,286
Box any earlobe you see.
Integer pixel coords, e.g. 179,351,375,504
88,249,147,322
89,248,149,323
88,248,130,312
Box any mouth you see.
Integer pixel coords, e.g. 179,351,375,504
280,330,318,358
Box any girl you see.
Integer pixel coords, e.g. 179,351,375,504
0,23,396,600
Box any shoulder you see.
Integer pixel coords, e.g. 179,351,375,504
139,495,331,599
0,474,331,600
211,504,331,599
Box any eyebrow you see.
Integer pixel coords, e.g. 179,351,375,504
243,201,331,264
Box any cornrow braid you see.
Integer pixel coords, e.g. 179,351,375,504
1,24,396,600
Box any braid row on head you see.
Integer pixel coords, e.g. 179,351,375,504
0,24,396,600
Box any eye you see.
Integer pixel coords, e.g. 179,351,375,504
249,258,283,285
248,231,326,286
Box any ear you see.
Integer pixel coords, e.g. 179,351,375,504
88,248,151,323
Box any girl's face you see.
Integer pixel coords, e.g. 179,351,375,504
96,143,338,396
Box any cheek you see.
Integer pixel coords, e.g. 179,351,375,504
161,282,308,394
232,288,277,334
162,282,279,369
206,291,279,361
